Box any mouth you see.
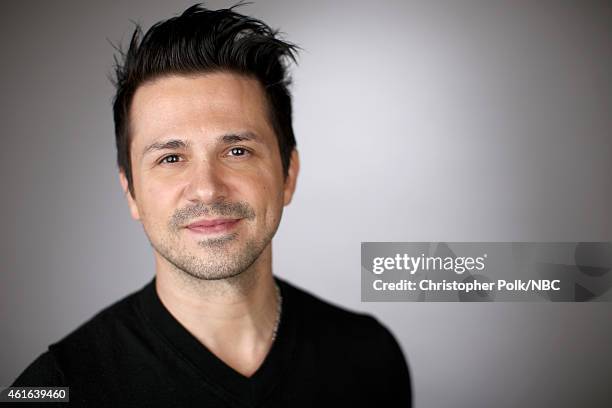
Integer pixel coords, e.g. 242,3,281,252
184,218,242,235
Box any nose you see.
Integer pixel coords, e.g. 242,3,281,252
183,158,229,205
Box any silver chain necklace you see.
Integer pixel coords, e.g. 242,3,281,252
271,283,282,342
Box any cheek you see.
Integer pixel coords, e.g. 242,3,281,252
137,183,178,226
252,177,285,223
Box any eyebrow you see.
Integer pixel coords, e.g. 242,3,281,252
142,132,261,157
142,139,189,157
221,131,260,144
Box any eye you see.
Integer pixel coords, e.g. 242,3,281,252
159,154,182,164
227,147,250,157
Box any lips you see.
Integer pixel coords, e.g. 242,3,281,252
185,218,241,234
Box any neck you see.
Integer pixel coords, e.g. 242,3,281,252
154,243,280,377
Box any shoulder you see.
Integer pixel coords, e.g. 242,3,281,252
12,351,65,386
12,283,148,386
51,285,144,354
277,278,412,403
278,277,404,353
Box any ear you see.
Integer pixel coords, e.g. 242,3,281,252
283,149,300,206
119,171,141,221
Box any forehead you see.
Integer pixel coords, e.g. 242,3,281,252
129,72,273,148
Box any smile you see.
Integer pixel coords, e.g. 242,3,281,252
185,218,242,235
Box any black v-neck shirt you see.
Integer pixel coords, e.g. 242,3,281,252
12,278,412,407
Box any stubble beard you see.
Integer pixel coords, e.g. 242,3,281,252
147,200,278,282
153,230,269,281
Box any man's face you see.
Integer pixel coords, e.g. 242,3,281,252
120,72,298,280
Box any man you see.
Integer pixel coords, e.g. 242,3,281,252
12,4,411,406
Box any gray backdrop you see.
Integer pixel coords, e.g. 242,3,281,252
2,1,611,407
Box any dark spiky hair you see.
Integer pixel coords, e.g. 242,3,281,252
111,3,299,197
